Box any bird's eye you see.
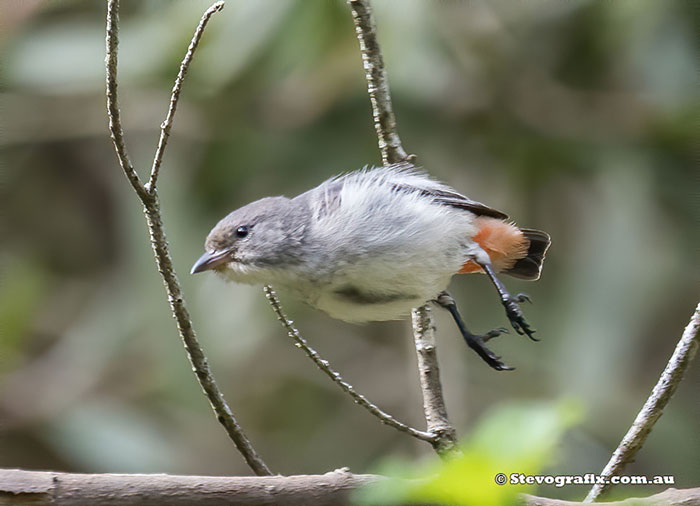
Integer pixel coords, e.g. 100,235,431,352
236,226,249,238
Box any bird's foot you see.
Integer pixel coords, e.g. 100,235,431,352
464,330,514,371
502,292,538,341
434,291,515,371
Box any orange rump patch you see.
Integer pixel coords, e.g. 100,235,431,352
459,217,529,274
459,260,482,274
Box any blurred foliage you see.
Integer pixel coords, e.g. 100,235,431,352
0,0,698,501
356,400,583,506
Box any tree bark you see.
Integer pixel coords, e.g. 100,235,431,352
2,469,699,506
0,469,378,506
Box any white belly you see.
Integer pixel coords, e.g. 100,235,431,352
296,247,464,322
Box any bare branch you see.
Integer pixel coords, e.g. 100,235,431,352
347,0,459,455
105,0,147,200
412,306,459,455
584,301,700,502
0,468,381,506
105,0,271,476
347,0,411,165
3,469,700,506
143,202,271,476
146,1,224,193
264,286,436,444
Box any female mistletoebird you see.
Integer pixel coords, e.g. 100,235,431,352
191,163,550,370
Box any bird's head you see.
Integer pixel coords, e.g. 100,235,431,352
191,196,306,283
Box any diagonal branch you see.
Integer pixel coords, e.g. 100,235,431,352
105,0,271,476
584,301,700,502
146,1,224,192
264,287,436,444
142,202,271,476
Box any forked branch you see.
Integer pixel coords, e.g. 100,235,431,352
105,0,271,476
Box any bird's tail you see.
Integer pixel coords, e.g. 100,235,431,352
504,228,551,280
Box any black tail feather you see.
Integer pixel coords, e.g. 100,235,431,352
505,229,551,280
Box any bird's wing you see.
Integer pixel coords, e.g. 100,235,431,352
385,162,509,219
302,163,509,220
400,185,509,219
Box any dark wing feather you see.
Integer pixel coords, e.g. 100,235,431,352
302,163,509,220
423,189,509,219
388,185,507,220
385,162,508,219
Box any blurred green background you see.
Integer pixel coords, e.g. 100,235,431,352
1,0,698,501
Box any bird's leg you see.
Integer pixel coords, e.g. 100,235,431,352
479,263,538,341
434,291,513,371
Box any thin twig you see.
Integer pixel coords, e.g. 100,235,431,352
264,286,436,444
412,306,459,455
105,0,147,200
584,301,700,502
105,0,271,476
347,0,459,455
146,1,224,193
347,0,411,166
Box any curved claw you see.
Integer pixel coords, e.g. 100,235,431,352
514,293,532,304
482,327,509,343
523,327,539,342
470,329,515,370
435,290,516,371
475,341,513,371
504,298,540,341
467,333,515,371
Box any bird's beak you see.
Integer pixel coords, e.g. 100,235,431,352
191,250,231,274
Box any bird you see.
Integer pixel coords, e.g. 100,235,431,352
191,163,550,370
